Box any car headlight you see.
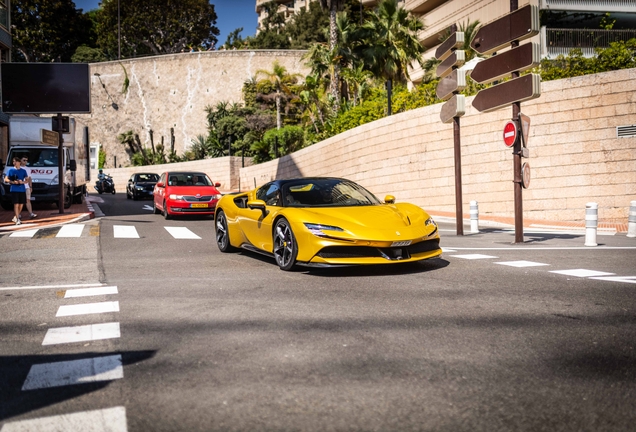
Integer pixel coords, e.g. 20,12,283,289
50,175,59,185
304,223,344,237
135,186,144,190
169,194,184,200
211,194,222,201
425,217,437,227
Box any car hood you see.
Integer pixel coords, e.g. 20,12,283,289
167,185,220,195
287,203,434,240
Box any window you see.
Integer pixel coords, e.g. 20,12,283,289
256,183,281,206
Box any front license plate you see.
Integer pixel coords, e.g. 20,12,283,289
391,240,412,247
190,203,208,208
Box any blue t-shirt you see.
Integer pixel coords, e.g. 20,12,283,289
7,167,27,193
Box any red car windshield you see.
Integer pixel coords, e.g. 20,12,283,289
167,173,214,186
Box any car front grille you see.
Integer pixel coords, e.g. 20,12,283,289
318,239,440,260
183,195,213,202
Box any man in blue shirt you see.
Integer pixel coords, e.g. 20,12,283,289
5,156,29,225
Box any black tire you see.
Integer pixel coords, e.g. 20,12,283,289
215,210,236,252
98,189,103,195
111,188,116,194
153,201,160,214
273,218,298,271
63,188,72,209
162,200,171,220
126,190,131,200
73,186,86,204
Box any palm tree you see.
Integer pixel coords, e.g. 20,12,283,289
318,0,346,110
256,61,301,129
359,0,425,115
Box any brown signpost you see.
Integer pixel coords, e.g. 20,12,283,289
469,4,539,55
472,73,541,113
470,42,540,85
435,29,465,235
436,69,467,101
40,129,59,146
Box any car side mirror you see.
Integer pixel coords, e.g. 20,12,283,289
215,182,221,187
156,182,164,188
247,199,268,217
69,159,77,172
128,179,133,183
384,195,395,204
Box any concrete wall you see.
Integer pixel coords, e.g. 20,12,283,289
238,68,636,224
78,50,308,169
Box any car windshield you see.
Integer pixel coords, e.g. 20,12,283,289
167,173,213,186
281,179,381,208
136,174,159,182
13,149,58,167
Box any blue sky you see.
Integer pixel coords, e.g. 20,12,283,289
72,0,258,47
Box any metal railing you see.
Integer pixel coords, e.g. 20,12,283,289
542,27,636,57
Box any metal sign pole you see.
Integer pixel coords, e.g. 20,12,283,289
511,0,523,244
55,113,65,214
454,116,464,236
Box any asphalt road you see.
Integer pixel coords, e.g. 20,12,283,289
1,192,635,431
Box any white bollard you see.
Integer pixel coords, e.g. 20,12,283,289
470,200,479,233
585,202,598,247
627,200,636,238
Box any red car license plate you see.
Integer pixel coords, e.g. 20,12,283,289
190,203,208,208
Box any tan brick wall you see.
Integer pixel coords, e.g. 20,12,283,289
77,50,308,169
239,68,636,224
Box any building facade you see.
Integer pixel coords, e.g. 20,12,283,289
0,0,10,166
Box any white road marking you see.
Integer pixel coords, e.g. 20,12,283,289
143,205,154,211
164,226,201,239
113,225,139,238
438,246,636,250
441,247,456,252
21,355,123,390
0,406,127,432
42,322,121,346
550,269,615,278
9,229,39,238
0,283,104,292
495,260,550,267
56,224,85,238
56,301,120,317
64,286,118,298
589,276,636,284
450,254,498,260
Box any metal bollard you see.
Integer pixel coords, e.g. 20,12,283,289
470,200,479,233
585,202,598,247
628,201,636,238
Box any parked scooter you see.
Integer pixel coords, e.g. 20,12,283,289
95,174,116,194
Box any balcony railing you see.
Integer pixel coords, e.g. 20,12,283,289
542,27,636,58
540,0,636,13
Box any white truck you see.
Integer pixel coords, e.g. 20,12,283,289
1,116,89,210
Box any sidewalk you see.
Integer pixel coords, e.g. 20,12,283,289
0,197,94,233
427,210,628,234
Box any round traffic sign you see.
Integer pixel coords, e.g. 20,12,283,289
522,162,531,189
503,121,517,147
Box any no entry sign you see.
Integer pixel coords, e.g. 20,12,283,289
503,121,517,147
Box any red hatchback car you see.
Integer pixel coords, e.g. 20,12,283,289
153,171,222,219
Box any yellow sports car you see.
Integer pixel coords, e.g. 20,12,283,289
214,177,442,270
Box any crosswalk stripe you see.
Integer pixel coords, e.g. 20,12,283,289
550,269,615,278
56,301,120,317
42,322,121,346
64,286,118,298
9,228,39,238
56,224,85,238
21,354,123,390
495,260,550,267
0,406,128,432
450,254,498,260
113,225,139,238
164,226,201,239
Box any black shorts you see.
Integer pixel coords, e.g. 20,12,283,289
10,191,27,204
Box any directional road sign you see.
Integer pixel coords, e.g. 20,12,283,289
469,5,540,56
435,31,464,62
472,73,541,113
440,94,465,124
470,42,541,84
436,69,467,101
503,121,517,147
519,112,531,147
436,50,465,79
41,129,59,146
522,162,531,189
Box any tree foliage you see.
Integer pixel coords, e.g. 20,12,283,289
95,0,219,59
11,0,92,62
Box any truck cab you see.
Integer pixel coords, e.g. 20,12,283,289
1,116,88,210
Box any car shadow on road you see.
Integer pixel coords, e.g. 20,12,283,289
304,258,450,278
